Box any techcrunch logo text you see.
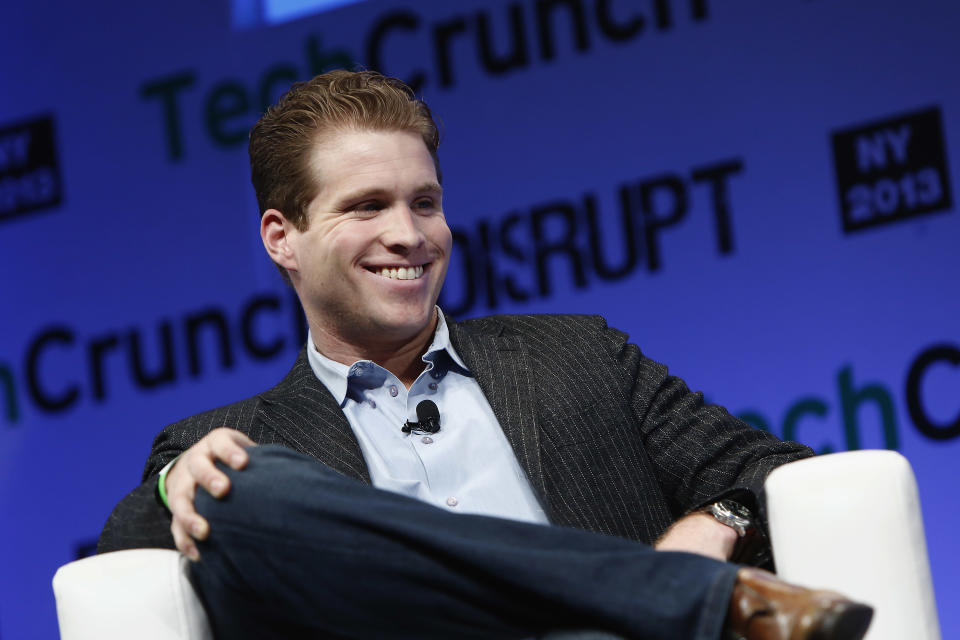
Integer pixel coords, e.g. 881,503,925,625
141,0,713,161
0,302,957,450
0,292,306,422
832,106,953,233
733,350,960,453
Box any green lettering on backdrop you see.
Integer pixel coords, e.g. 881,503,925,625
140,70,198,161
304,35,353,77
838,365,899,450
905,343,960,441
0,362,18,424
26,327,80,413
204,80,251,146
185,309,235,376
258,63,300,113
88,334,121,402
735,410,770,432
735,365,902,452
140,36,354,161
782,397,831,453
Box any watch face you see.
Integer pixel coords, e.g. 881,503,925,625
717,499,752,519
710,501,754,537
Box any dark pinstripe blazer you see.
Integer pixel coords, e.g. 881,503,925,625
98,314,812,553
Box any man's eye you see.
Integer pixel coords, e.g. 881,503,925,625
353,202,382,212
414,198,435,209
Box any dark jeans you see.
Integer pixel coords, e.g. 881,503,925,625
190,445,737,639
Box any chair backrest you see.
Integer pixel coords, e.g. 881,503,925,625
765,449,941,640
52,548,213,640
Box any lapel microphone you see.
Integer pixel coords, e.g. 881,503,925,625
402,400,441,435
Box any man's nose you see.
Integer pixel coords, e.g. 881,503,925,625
380,206,426,253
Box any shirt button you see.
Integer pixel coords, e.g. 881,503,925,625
428,382,438,390
367,399,377,409
421,436,433,444
389,385,398,397
446,497,458,507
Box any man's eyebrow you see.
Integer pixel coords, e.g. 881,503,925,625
414,182,443,195
336,183,443,206
336,187,387,206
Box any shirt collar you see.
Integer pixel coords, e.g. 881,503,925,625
305,308,470,405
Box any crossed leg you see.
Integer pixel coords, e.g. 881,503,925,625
189,445,738,640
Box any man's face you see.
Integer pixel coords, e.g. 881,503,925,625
285,128,452,348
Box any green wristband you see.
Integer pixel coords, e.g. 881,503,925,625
157,455,180,510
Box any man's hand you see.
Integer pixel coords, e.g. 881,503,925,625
165,427,256,561
654,512,738,562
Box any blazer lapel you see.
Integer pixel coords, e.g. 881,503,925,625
447,319,547,502
257,350,371,484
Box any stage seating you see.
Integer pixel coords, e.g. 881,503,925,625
53,450,941,639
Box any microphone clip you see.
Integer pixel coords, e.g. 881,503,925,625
401,419,440,435
401,400,441,435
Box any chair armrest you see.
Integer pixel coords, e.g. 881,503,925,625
53,548,212,640
765,450,940,640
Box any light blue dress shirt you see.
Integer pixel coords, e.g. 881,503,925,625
306,310,549,525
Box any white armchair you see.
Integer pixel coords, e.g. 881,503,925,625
765,449,941,640
53,548,212,640
54,450,941,640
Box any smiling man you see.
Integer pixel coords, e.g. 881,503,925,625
263,127,451,384
99,71,872,640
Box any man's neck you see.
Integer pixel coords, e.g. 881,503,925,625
308,314,439,388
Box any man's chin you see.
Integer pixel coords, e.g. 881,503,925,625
362,307,437,341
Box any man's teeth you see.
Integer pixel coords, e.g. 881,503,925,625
376,265,425,280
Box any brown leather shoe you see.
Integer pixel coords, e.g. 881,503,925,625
726,568,873,640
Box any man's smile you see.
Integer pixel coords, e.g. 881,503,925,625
363,263,428,280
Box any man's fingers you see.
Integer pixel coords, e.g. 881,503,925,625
163,428,257,560
169,490,210,538
190,515,210,539
171,519,201,561
184,453,232,499
209,428,255,470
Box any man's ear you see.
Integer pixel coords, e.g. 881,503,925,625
260,208,299,272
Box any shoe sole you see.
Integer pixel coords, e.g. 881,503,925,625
811,603,874,640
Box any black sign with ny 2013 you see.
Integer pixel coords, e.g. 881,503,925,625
0,114,63,223
832,106,953,233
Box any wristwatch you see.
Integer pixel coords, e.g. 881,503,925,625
703,499,770,565
703,499,755,538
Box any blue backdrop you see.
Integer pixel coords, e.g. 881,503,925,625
1,1,957,638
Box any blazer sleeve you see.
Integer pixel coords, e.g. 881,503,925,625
96,439,184,554
97,397,268,554
599,317,814,531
